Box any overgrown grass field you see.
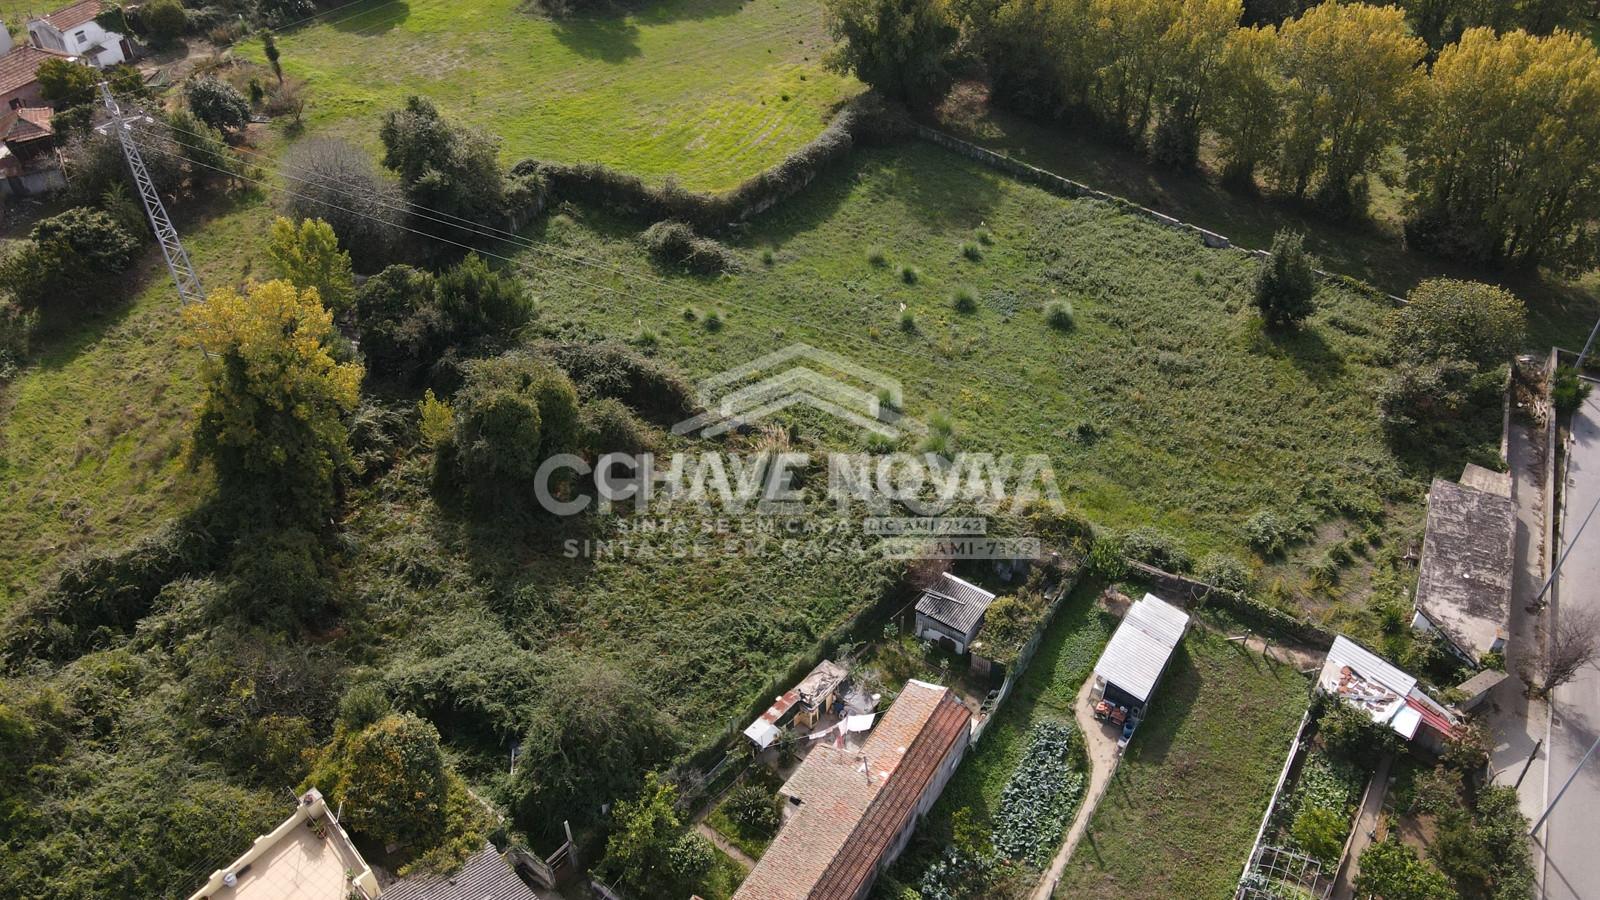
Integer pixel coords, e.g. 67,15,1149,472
0,199,274,607
514,141,1496,564
1054,621,1308,899
250,0,859,190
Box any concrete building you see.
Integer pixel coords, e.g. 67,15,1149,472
733,680,971,900
27,1,129,68
913,573,996,655
1411,465,1515,666
187,789,380,900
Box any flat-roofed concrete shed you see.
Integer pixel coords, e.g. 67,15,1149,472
1411,466,1515,666
1090,593,1190,716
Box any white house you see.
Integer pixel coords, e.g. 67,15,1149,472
28,1,128,68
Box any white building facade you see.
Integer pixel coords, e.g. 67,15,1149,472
28,1,128,68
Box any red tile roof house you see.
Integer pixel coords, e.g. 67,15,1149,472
733,680,972,900
0,44,74,110
0,105,66,197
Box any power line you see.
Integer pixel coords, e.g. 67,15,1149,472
126,126,1064,405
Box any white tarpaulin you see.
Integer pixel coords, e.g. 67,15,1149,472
743,719,780,749
845,713,876,732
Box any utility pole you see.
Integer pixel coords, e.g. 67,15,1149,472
1576,315,1600,372
1532,489,1600,607
97,82,205,306
1530,730,1600,836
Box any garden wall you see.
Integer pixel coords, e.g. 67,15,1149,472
1124,559,1337,649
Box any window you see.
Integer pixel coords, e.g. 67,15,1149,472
8,99,21,110
73,30,88,44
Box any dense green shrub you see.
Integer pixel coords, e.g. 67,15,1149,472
823,0,956,103
599,775,706,897
355,256,532,386
1552,364,1592,415
724,784,780,836
511,653,678,837
140,0,189,45
1045,300,1075,331
1390,280,1526,370
1318,700,1404,769
535,338,698,424
223,528,331,626
1196,552,1251,593
1290,805,1347,867
641,220,738,275
185,77,250,133
583,396,657,455
1254,231,1317,330
2,519,221,662
0,208,140,311
65,124,182,205
0,297,36,379
442,352,581,513
1121,526,1193,572
1356,839,1454,900
1244,509,1293,555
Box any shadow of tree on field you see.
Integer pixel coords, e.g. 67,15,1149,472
326,0,411,35
550,14,643,62
1251,321,1347,383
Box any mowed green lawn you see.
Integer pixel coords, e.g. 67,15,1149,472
253,0,859,190
513,140,1495,560
1054,624,1307,899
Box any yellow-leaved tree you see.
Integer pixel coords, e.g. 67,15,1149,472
182,279,363,523
267,216,356,314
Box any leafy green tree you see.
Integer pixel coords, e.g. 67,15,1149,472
1212,23,1280,182
167,109,238,186
184,77,250,133
182,279,363,523
963,0,1081,117
37,58,99,107
1273,2,1425,210
822,0,958,103
512,654,678,832
446,353,581,511
305,713,449,850
267,217,356,315
1151,0,1245,167
258,0,316,26
1390,279,1526,370
0,208,140,311
140,0,188,45
599,774,699,897
1407,28,1600,273
380,96,508,226
1356,839,1454,900
1253,230,1317,330
1318,699,1403,768
434,254,534,345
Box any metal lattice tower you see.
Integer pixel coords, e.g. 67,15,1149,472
98,83,204,305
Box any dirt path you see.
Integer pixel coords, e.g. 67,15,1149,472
1030,673,1120,900
696,822,757,870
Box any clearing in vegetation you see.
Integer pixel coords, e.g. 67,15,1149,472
254,0,859,190
1053,620,1308,900
514,140,1500,570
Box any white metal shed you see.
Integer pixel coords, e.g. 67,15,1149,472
1093,593,1190,704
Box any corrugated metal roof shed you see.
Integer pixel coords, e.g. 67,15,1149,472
914,573,996,636
1093,594,1189,703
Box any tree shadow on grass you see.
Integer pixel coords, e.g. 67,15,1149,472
1249,319,1347,384
550,15,643,63
326,0,411,35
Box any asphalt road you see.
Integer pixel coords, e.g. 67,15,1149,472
1542,381,1600,900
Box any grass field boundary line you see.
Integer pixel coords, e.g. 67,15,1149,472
911,125,1411,308
127,126,1093,410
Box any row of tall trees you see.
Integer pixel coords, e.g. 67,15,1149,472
825,0,1600,272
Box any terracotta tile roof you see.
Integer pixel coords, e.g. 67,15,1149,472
733,681,971,900
36,0,103,31
0,45,71,97
1,107,55,143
